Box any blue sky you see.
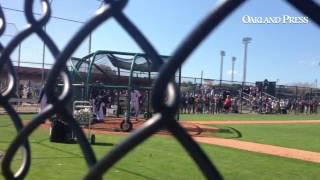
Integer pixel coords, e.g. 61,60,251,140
1,0,320,86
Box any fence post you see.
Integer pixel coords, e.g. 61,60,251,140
240,82,243,113
193,78,196,95
177,67,182,121
295,86,298,100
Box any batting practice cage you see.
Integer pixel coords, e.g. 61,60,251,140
67,50,180,131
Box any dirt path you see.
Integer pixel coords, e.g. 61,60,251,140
185,120,320,125
193,136,320,164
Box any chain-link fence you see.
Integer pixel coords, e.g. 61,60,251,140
1,0,320,179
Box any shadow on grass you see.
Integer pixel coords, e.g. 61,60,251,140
30,156,84,160
213,126,242,139
33,138,83,158
92,142,114,146
113,166,156,180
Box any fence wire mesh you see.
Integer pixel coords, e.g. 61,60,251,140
0,0,319,179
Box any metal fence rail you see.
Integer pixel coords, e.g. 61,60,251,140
0,0,319,179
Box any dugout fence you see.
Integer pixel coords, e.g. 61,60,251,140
1,1,320,180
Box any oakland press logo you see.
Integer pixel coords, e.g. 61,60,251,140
242,15,309,24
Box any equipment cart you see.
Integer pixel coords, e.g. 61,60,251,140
73,101,96,144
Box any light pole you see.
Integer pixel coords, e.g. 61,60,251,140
88,33,92,54
231,56,236,82
5,23,22,97
200,70,203,87
41,26,46,85
240,37,252,113
7,23,22,95
40,0,94,85
41,0,55,85
242,37,252,84
220,50,225,87
7,23,21,69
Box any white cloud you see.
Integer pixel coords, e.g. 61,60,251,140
298,60,319,67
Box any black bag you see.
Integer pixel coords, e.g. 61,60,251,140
50,116,72,143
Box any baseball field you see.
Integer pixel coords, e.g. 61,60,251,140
1,113,320,180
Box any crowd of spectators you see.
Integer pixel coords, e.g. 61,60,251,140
180,90,238,114
20,82,320,116
179,85,319,115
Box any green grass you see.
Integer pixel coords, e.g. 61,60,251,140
179,113,320,121
210,124,320,152
1,115,320,179
0,114,36,121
